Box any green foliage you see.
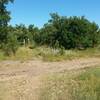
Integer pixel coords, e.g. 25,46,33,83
0,0,100,56
77,67,100,80
2,33,19,56
37,13,100,49
70,67,100,100
0,0,14,43
59,46,65,55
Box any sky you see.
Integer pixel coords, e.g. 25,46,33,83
7,0,100,28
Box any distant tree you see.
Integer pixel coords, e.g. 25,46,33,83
14,24,29,46
28,24,39,44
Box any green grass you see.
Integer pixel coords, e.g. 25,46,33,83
0,46,100,61
39,67,100,100
77,67,100,80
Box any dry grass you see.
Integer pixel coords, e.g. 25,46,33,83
39,67,100,100
0,76,40,100
0,46,100,61
0,47,100,99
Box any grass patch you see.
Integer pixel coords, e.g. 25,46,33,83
77,67,100,80
32,47,100,61
39,67,100,100
0,46,100,61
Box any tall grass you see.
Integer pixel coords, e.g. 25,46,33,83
39,67,100,100
0,46,100,61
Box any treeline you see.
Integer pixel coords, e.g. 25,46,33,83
0,0,100,55
37,13,100,49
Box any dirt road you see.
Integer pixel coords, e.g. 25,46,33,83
0,57,100,100
0,57,100,81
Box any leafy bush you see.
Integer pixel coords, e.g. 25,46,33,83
2,33,19,56
37,13,100,49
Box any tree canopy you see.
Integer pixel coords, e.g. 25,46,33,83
0,1,100,55
0,0,14,43
38,13,100,49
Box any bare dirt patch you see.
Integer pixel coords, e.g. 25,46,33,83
0,58,100,80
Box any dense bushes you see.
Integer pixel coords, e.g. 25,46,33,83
2,33,19,56
38,13,100,49
0,0,100,56
1,13,100,56
1,14,100,55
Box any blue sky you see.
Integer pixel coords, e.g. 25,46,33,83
7,0,100,28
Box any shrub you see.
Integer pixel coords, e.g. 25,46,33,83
2,33,19,56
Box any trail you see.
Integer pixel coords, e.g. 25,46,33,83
0,58,100,100
0,57,100,81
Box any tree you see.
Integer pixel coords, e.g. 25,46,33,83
0,0,14,43
14,24,29,46
2,32,19,56
28,24,39,45
37,13,100,49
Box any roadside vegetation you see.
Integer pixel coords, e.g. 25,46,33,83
39,67,100,100
0,0,100,59
0,46,100,61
